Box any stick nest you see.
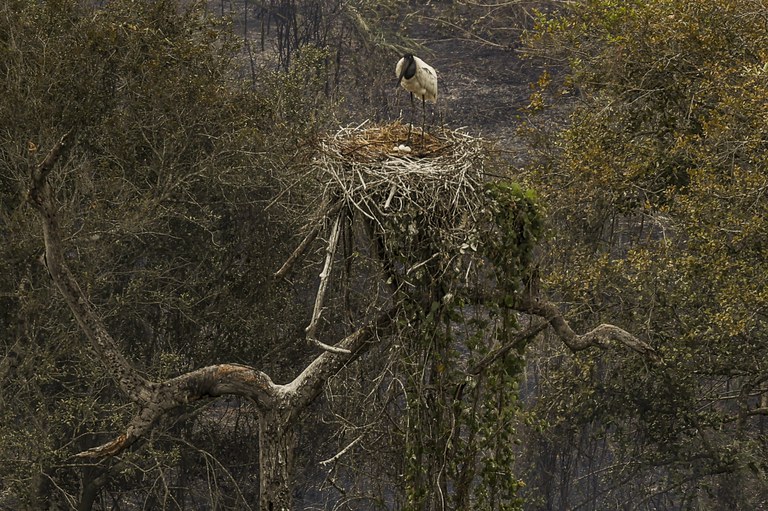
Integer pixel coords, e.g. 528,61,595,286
314,121,493,261
328,120,458,160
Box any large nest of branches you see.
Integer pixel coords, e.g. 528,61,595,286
280,121,655,361
280,121,541,352
313,121,493,261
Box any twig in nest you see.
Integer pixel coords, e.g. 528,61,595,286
313,122,489,253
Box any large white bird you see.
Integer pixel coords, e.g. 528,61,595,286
396,54,437,141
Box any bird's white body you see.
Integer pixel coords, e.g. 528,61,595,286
396,55,438,103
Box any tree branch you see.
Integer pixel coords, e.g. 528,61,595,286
274,201,344,279
75,326,386,459
468,321,549,375
76,363,278,458
515,294,660,362
288,312,394,411
319,435,363,466
274,222,321,279
28,138,286,458
28,133,153,402
305,210,351,354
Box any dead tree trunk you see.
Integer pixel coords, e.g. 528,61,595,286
259,406,296,510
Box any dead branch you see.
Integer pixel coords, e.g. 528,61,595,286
305,211,351,354
76,364,278,458
28,133,153,403
274,223,321,279
27,134,381,459
515,295,660,362
289,312,393,411
319,435,363,466
274,201,344,279
71,315,384,459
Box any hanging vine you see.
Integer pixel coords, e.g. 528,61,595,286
292,120,544,510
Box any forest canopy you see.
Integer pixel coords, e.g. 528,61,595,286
519,0,768,508
1,0,768,510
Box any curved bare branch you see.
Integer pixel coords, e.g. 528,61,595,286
76,364,278,458
28,133,153,402
28,137,285,458
515,294,660,362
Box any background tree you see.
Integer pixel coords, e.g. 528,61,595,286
516,0,768,508
0,0,328,507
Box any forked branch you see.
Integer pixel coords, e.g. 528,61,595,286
27,136,389,459
27,136,281,458
77,364,278,458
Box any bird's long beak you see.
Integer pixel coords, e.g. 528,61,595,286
397,67,406,87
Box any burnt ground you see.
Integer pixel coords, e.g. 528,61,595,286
431,43,538,137
223,0,545,160
426,39,544,166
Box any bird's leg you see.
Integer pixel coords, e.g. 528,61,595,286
421,96,427,145
408,92,414,145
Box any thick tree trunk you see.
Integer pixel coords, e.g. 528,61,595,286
259,407,296,511
78,481,99,511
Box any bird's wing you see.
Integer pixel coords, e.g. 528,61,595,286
421,65,438,101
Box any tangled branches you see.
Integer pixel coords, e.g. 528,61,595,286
277,120,657,361
319,121,487,236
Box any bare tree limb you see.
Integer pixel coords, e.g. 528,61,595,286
27,140,395,460
274,201,344,279
319,435,363,466
76,364,278,458
515,295,660,362
73,315,386,459
274,223,321,279
288,312,393,411
28,133,153,403
305,210,351,354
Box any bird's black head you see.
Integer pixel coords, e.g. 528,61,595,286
397,54,417,85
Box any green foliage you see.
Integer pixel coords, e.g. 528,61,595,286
373,176,542,510
398,310,529,511
483,181,543,293
520,0,768,507
0,0,329,506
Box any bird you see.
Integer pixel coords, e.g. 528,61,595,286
396,54,437,143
